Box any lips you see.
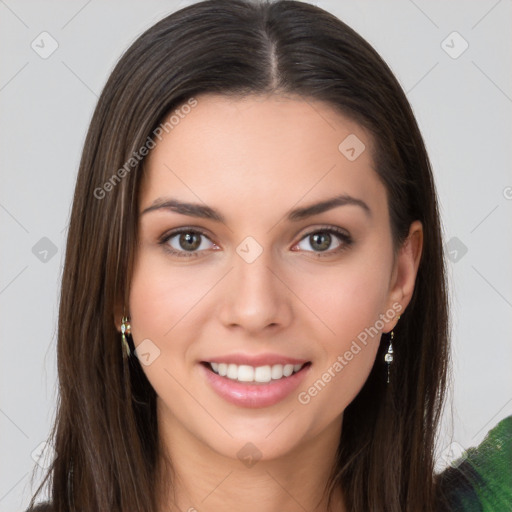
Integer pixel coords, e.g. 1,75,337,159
200,354,311,408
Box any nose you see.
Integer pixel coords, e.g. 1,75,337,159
217,246,293,335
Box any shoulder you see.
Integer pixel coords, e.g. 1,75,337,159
436,459,482,511
436,415,512,511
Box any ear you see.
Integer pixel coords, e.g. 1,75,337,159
383,220,423,332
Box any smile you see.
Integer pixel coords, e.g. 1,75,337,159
200,358,312,408
207,362,306,383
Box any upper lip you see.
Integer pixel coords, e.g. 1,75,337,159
202,353,310,367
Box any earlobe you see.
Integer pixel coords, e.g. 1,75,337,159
385,220,424,329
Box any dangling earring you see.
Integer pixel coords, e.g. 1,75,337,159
385,315,400,384
121,314,131,359
385,330,394,384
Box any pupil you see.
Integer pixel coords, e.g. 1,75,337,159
180,232,200,251
312,232,330,251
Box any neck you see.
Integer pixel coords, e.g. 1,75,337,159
155,410,346,512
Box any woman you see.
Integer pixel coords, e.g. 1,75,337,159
27,0,450,510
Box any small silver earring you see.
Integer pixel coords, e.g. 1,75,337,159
385,330,394,384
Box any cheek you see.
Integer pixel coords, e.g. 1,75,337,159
292,254,391,345
292,255,390,415
128,252,214,343
127,255,207,407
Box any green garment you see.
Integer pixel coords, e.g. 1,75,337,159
436,415,512,511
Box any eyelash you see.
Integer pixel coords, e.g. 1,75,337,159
158,226,353,259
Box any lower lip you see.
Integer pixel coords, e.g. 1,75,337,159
200,363,311,408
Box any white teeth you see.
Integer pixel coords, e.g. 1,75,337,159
254,365,272,383
208,362,305,382
237,365,254,382
227,364,238,379
283,364,294,377
271,364,283,380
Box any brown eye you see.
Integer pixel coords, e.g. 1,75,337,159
159,228,217,258
177,232,202,251
294,227,352,256
309,232,333,252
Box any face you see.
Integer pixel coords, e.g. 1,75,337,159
125,93,420,463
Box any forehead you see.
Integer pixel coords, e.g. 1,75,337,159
140,93,387,223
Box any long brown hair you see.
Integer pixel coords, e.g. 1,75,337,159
27,1,450,510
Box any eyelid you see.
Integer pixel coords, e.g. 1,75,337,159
158,225,213,242
296,224,351,240
158,226,217,257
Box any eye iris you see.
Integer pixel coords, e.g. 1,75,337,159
179,232,201,251
311,232,331,251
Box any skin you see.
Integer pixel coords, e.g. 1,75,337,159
116,93,423,512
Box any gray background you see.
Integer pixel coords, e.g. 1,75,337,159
1,0,511,510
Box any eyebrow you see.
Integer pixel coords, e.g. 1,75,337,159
140,194,371,222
